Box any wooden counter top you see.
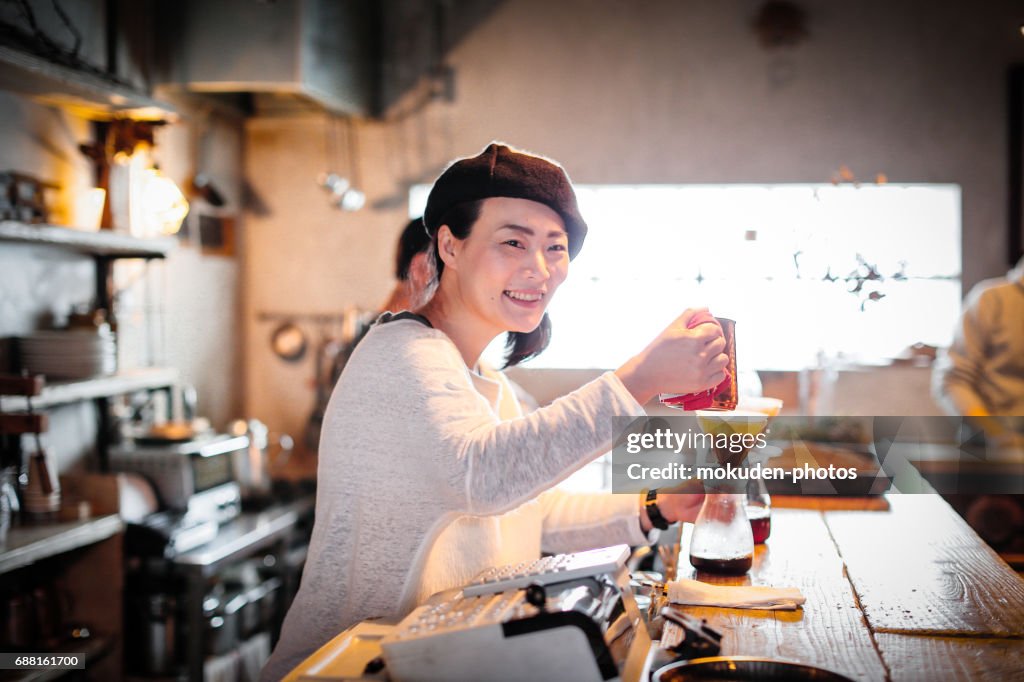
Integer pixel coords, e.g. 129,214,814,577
669,494,1024,680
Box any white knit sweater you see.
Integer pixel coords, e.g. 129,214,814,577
262,317,648,680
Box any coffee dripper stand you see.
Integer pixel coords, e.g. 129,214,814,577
657,317,754,575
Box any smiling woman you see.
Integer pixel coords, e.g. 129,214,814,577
261,142,730,681
419,197,569,368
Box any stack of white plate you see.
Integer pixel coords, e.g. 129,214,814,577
22,485,61,515
18,328,117,380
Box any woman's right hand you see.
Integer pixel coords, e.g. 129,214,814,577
614,308,729,405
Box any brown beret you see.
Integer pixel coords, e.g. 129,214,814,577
423,142,588,260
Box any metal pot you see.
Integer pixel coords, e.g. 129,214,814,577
239,584,263,639
143,594,177,676
258,578,282,632
207,591,246,656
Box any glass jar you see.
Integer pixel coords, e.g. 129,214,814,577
0,467,17,547
689,493,754,575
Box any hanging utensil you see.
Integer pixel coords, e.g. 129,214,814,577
271,322,307,363
187,109,227,208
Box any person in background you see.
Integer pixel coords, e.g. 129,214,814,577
932,255,1024,438
306,219,438,450
262,142,726,680
381,217,435,314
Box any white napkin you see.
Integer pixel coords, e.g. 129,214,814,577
667,578,806,610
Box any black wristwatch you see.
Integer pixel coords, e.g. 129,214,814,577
644,488,670,531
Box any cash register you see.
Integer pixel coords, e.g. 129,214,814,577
288,544,654,682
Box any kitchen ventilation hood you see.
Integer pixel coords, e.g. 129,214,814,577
156,0,376,116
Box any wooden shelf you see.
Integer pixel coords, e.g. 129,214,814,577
0,45,176,122
0,221,176,259
0,514,123,576
0,368,178,412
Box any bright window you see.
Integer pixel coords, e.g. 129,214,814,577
412,183,961,371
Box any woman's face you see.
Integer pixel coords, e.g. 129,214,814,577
440,197,570,336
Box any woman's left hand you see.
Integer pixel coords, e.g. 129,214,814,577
639,482,705,532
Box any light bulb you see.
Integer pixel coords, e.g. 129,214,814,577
339,188,365,212
141,169,189,235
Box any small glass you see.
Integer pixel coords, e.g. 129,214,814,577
746,477,772,545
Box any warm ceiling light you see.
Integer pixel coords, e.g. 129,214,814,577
141,168,190,235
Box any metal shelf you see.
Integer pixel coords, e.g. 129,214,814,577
0,45,176,122
171,500,310,576
0,221,176,259
0,368,179,412
0,514,123,576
